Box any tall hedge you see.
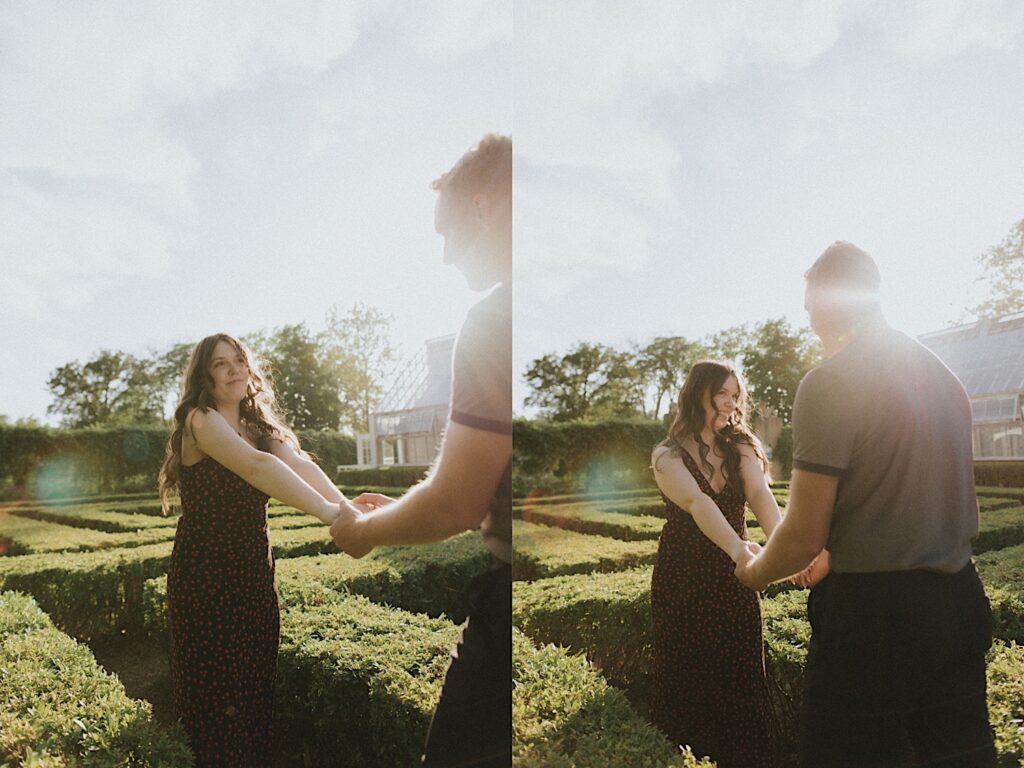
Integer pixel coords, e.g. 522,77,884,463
513,418,665,495
976,461,1024,488
0,424,355,499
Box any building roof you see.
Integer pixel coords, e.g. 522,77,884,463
920,313,1024,397
375,334,455,415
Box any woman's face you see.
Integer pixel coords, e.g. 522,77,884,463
703,375,740,432
207,340,250,406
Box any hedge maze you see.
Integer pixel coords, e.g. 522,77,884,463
512,485,1024,767
0,487,493,767
4,481,1024,766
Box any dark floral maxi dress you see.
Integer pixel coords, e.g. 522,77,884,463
650,449,777,768
167,456,279,768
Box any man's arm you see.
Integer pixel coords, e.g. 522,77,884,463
736,468,837,590
330,420,511,557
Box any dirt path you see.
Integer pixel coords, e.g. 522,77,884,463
89,633,177,726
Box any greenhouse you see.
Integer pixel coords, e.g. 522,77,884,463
920,312,1024,460
356,335,455,467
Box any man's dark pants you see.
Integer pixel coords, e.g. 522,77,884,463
422,562,512,768
800,562,996,767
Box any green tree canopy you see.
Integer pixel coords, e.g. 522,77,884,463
46,350,166,428
525,342,620,421
637,336,710,419
973,217,1024,319
321,303,397,434
260,323,345,431
523,320,821,425
740,318,822,422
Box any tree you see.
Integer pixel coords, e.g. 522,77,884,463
524,342,643,421
740,318,821,422
320,303,397,434
261,323,344,431
46,350,165,428
704,324,753,368
637,336,710,419
592,347,648,419
973,217,1024,319
150,342,193,408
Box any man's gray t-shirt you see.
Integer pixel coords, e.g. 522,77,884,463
792,322,977,573
450,282,512,565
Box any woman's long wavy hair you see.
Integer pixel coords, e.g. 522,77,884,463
158,333,302,514
656,360,769,496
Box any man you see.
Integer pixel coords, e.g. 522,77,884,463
330,133,512,768
735,241,995,767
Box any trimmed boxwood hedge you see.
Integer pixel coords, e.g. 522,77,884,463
513,629,714,767
514,566,1024,767
273,590,457,767
0,511,176,555
522,504,667,541
143,532,492,637
988,642,1024,766
142,580,470,767
513,520,659,581
975,462,1024,489
0,591,193,767
977,505,1024,554
0,527,343,639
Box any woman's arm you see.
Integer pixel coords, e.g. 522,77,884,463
267,439,346,504
738,444,782,538
188,409,344,524
652,446,752,563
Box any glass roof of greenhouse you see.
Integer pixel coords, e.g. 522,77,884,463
375,334,455,416
920,313,1024,398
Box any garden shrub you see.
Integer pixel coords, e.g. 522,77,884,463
513,629,714,767
975,462,1024,489
274,589,457,767
0,591,193,767
521,504,666,541
512,520,658,581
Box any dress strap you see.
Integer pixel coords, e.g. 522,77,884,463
678,448,720,496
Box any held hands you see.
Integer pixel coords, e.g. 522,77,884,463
790,549,831,589
733,540,769,591
329,493,397,559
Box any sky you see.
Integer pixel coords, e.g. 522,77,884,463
4,2,1024,424
0,1,511,424
515,0,1024,414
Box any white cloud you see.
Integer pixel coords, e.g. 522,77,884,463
399,0,511,59
882,0,1024,64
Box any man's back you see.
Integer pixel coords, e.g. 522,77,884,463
792,322,977,573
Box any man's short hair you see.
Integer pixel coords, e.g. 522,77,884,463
805,241,881,293
432,133,511,200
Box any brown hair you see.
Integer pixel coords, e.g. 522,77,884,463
157,333,302,514
431,133,511,201
656,360,768,497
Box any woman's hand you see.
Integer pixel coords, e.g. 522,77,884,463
732,539,763,565
351,492,396,511
790,549,831,588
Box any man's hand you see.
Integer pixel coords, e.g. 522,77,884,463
330,500,372,558
735,549,769,591
790,549,831,588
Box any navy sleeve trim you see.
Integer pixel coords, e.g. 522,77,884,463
792,459,845,477
450,409,513,435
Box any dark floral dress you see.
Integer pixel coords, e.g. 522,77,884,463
167,456,278,768
650,449,776,768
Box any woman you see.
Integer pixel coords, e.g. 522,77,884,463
157,333,358,768
650,360,791,768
